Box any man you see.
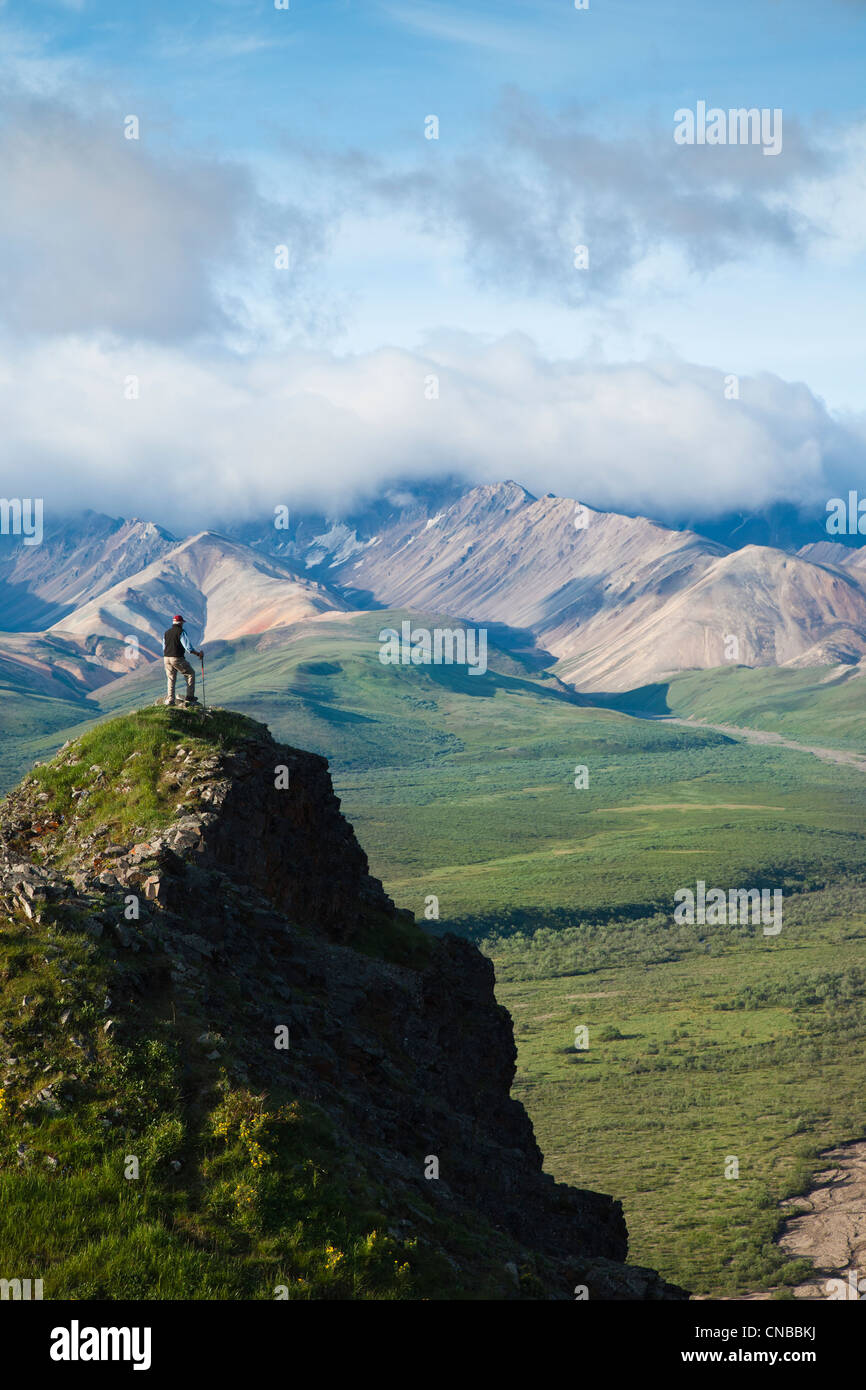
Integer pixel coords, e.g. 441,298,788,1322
163,615,203,707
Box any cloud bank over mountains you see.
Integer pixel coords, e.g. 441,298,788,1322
0,332,862,530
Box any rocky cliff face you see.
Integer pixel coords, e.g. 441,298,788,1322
0,707,685,1299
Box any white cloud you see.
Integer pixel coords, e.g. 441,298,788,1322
786,119,866,261
305,91,853,314
0,331,860,530
382,2,551,55
0,99,330,342
152,24,293,63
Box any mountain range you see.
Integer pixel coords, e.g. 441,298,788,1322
1,481,864,706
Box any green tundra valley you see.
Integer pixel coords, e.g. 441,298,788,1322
4,612,864,1297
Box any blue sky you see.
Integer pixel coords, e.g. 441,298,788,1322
17,1,866,127
0,0,864,525
16,0,866,140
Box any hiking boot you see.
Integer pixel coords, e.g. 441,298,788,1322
184,697,200,707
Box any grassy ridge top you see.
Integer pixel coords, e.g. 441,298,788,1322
18,707,266,858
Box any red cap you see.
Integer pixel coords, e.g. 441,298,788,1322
173,615,184,623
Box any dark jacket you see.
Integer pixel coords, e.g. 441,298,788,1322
163,625,187,659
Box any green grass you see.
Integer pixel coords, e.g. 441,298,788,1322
0,922,428,1299
0,688,102,791
483,888,866,1295
591,663,866,755
0,839,500,1300
25,706,263,861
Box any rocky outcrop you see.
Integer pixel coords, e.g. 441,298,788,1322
0,709,686,1299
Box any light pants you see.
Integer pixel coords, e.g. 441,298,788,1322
164,656,196,705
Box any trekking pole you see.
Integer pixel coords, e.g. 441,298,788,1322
200,653,206,710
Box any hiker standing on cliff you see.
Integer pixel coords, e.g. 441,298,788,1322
163,615,203,707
